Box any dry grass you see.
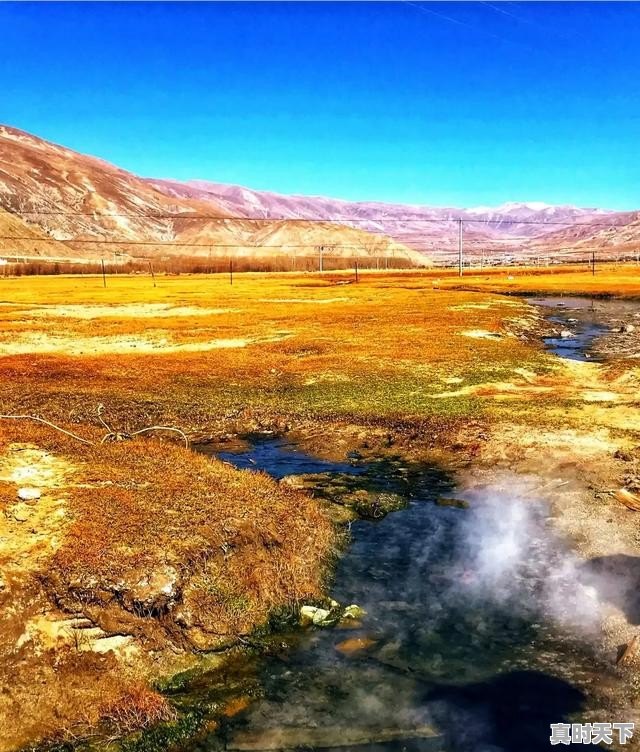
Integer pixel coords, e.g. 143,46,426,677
3,267,637,749
98,683,177,737
438,263,640,298
0,272,546,435
0,414,333,750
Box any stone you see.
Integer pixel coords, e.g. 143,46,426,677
335,636,377,656
299,605,339,628
617,634,640,667
625,324,636,333
560,330,574,338
342,604,367,621
17,487,41,502
436,496,470,510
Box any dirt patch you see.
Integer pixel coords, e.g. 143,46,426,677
19,304,239,319
258,297,349,304
0,331,292,355
0,443,75,575
460,329,503,340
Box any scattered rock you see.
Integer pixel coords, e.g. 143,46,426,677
299,605,337,628
17,487,41,502
625,324,636,333
436,496,470,510
560,330,574,339
300,600,361,629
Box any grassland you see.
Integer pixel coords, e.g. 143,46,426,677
2,267,640,749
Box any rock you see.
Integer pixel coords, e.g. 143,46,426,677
299,604,339,628
342,604,367,621
625,324,636,333
560,330,574,338
17,487,41,502
617,634,640,667
436,497,470,510
335,636,377,656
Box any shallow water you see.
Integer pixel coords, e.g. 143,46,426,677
174,298,640,751
531,296,640,361
179,440,618,752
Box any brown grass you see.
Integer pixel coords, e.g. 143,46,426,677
98,683,177,736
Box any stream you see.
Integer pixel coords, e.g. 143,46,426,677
173,297,638,752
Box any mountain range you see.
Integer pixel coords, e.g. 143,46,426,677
0,123,638,265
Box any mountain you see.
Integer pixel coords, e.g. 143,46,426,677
150,179,630,259
0,124,635,265
0,125,424,265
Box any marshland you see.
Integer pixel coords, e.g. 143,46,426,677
1,267,640,750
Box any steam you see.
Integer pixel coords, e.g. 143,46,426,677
456,475,605,636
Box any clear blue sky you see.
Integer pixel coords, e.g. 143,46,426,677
1,1,639,209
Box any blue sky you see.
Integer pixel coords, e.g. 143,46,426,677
1,2,639,209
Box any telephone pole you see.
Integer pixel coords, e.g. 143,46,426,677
458,219,463,277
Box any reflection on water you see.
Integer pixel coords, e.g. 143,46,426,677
179,439,618,752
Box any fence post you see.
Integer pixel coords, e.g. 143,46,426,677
355,259,359,283
101,258,107,288
592,248,595,276
229,258,233,285
148,261,156,287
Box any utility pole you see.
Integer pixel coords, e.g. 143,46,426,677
592,248,596,276
101,258,107,288
229,257,233,285
354,259,359,283
458,219,463,277
319,246,324,273
148,261,156,287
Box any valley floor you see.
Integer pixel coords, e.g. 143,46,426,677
1,268,640,749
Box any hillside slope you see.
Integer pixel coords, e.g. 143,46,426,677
0,207,77,259
0,126,424,264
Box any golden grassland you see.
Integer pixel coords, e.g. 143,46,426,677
1,266,640,749
0,270,551,432
439,262,640,297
